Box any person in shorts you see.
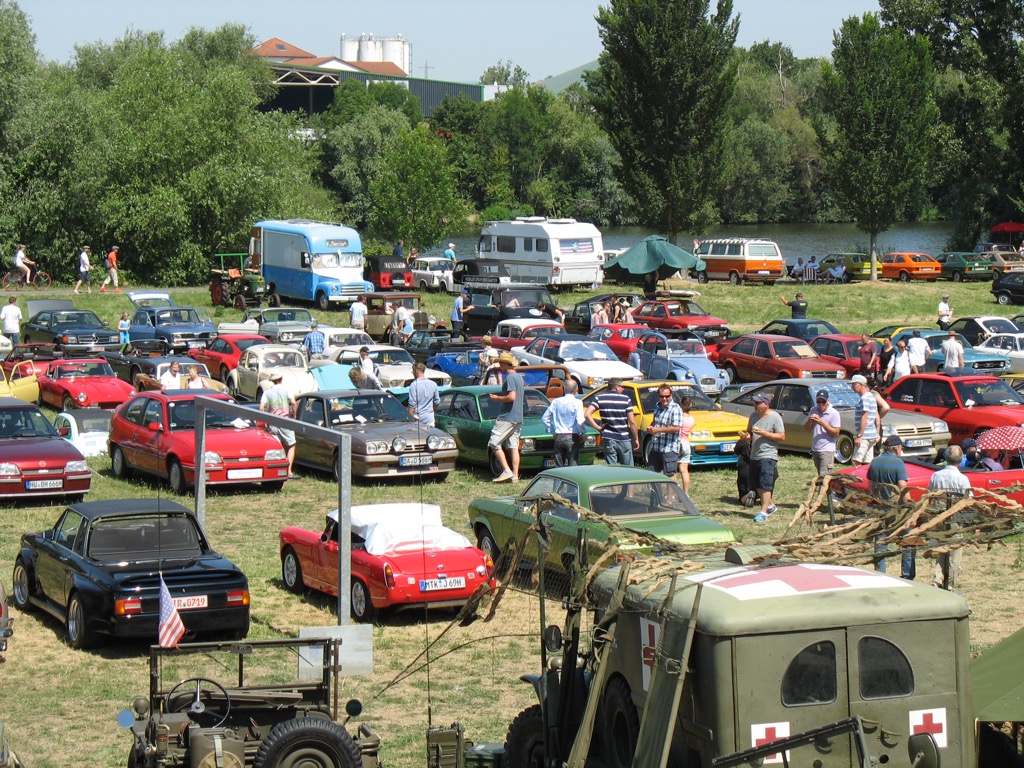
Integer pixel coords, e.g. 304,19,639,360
259,370,296,474
741,392,785,522
676,396,695,493
646,385,682,477
487,352,524,482
851,374,880,465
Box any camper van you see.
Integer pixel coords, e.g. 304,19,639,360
692,237,786,285
249,219,373,311
476,217,604,289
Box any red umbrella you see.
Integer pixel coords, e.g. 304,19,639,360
991,222,1024,234
975,426,1024,451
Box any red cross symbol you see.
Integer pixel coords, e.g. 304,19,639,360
710,565,870,595
913,712,943,736
754,724,787,763
909,708,947,748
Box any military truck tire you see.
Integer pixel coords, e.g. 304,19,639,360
503,704,545,768
253,717,360,768
600,677,639,768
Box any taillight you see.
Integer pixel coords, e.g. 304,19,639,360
483,555,494,575
226,589,250,607
115,597,143,615
383,564,395,589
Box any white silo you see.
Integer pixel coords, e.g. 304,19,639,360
359,35,383,63
339,34,359,62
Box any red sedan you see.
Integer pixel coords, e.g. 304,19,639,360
631,294,730,341
37,358,136,411
279,503,494,622
187,333,270,382
809,333,870,377
587,323,652,362
716,334,848,382
108,390,290,494
834,457,1024,505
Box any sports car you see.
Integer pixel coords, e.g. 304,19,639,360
12,498,250,648
0,397,91,499
108,390,290,494
0,342,61,377
434,385,599,477
888,329,1008,373
974,332,1024,372
467,465,735,573
280,503,494,621
292,389,458,480
36,358,136,410
53,409,113,458
22,299,121,355
186,333,270,382
947,315,1023,345
427,348,485,386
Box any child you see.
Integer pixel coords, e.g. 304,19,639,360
117,312,131,345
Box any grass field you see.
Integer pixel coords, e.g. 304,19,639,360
1,275,1023,767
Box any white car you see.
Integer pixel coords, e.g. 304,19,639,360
326,345,451,388
228,344,317,401
411,257,455,293
514,335,643,390
53,409,113,457
975,333,1024,373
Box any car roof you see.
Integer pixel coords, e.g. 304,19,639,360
67,497,192,519
303,389,390,398
812,333,863,341
0,397,34,408
530,465,676,485
131,389,231,402
893,372,999,383
738,333,803,342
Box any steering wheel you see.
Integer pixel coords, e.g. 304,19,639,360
164,677,232,728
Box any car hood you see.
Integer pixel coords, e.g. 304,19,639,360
334,421,441,441
173,428,284,457
673,315,728,327
0,436,85,463
691,410,749,432
58,378,134,397
668,357,725,375
622,515,736,545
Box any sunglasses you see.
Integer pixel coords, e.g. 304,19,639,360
658,394,673,399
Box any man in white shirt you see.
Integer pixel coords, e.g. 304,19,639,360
541,378,586,466
0,297,22,345
159,361,182,389
941,330,964,371
73,246,93,294
350,296,368,330
906,330,930,373
12,245,33,284
937,294,953,330
928,445,972,590
885,340,912,383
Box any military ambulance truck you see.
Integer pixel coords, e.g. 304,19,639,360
504,554,971,768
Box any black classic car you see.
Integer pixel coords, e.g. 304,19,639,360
403,329,479,364
100,347,213,390
22,299,120,355
462,283,561,337
11,498,250,649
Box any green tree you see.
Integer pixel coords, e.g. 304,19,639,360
0,0,37,244
585,0,739,242
817,13,937,277
479,60,530,87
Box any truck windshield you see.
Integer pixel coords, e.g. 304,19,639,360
312,252,362,269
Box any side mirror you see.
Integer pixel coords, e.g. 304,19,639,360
147,422,161,432
57,427,70,437
907,733,939,768
543,625,563,652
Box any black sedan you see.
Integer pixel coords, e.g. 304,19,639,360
403,329,478,364
22,299,120,356
11,499,250,649
756,318,841,342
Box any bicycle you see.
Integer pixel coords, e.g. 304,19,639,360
2,267,52,291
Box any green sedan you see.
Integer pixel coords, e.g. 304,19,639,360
467,465,735,572
434,385,599,477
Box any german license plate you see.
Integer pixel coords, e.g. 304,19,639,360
27,479,62,490
187,341,205,349
757,270,770,275
228,467,263,479
399,455,432,467
719,442,736,453
88,345,103,352
419,577,465,592
906,438,932,448
172,595,208,610
543,458,557,468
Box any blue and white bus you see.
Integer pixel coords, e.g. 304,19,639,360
250,219,372,310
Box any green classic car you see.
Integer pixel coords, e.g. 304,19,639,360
467,465,735,572
434,385,599,477
934,251,994,281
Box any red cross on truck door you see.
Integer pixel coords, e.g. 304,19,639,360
751,722,789,764
910,708,947,748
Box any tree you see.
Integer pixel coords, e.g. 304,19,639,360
0,0,36,244
585,0,739,242
817,14,937,278
479,60,530,87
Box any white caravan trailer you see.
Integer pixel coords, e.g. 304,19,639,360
476,217,604,289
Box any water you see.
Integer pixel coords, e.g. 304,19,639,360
435,221,954,268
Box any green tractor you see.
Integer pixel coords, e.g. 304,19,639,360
209,252,266,310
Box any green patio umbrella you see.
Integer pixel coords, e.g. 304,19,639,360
603,235,706,282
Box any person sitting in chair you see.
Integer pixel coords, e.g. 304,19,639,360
827,261,847,283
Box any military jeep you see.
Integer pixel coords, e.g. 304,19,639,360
120,637,380,768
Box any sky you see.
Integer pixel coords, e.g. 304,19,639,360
23,0,881,84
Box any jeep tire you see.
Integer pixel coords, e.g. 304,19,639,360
252,717,360,768
599,676,639,768
503,704,545,768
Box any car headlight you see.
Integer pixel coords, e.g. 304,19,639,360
441,375,452,385
583,434,597,448
65,460,88,473
799,370,812,378
836,370,846,379
426,435,455,451
684,370,696,379
881,423,897,437
931,421,947,432
691,430,712,440
172,334,184,342
588,376,606,388
62,335,77,344
521,438,536,452
203,451,223,465
365,441,389,455
264,449,286,461
392,436,407,453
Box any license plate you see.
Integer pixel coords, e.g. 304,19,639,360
227,467,263,479
399,455,432,467
420,577,466,592
905,438,932,448
172,595,208,610
88,345,103,352
757,270,770,275
187,341,205,349
719,442,736,453
27,478,62,490
544,458,557,468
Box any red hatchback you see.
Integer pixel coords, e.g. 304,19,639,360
631,294,730,341
809,334,870,378
187,333,270,383
37,358,136,411
717,334,848,382
587,323,653,362
108,390,290,494
0,397,91,499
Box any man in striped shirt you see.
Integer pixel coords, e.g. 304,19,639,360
584,378,639,465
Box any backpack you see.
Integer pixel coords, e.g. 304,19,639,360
103,255,111,269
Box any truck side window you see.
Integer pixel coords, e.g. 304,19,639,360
858,636,913,699
781,641,837,706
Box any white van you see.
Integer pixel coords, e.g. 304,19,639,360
692,237,785,285
476,217,604,289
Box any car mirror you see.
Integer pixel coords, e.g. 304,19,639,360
57,427,70,437
147,422,162,432
543,625,563,652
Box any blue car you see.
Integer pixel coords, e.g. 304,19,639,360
427,348,484,385
756,318,841,342
890,329,1009,373
126,291,216,354
632,331,731,395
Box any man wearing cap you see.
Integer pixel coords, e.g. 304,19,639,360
450,290,474,339
805,389,841,477
928,445,972,590
937,294,953,330
851,374,880,466
408,362,440,428
478,335,500,381
349,295,368,331
867,435,913,577
259,370,297,474
941,329,964,371
74,246,93,294
740,392,785,521
302,321,325,358
444,243,457,263
357,346,377,378
488,352,524,482
584,378,640,465
348,366,383,391
779,292,807,319
907,329,929,373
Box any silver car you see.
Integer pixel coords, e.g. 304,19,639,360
719,379,951,463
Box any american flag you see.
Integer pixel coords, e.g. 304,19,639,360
158,576,185,648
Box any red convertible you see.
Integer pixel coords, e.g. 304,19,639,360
108,389,290,494
834,457,1024,505
186,333,270,383
37,358,136,410
279,503,494,622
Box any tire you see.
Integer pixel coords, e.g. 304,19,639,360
997,292,1012,306
12,558,33,611
952,271,963,282
315,291,329,312
2,272,19,291
66,592,95,649
111,445,132,479
729,271,740,286
252,717,360,768
211,282,224,306
234,294,246,312
219,365,230,383
35,272,52,290
835,432,855,464
351,579,376,622
281,547,305,593
640,436,653,467
263,480,285,492
600,677,639,768
269,293,282,308
168,459,188,495
489,447,512,478
420,281,429,292
696,271,708,284
724,363,740,383
503,704,545,768
62,394,76,411
899,271,911,283
476,526,501,564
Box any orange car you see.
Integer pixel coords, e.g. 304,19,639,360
880,252,941,282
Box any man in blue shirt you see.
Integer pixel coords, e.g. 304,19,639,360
444,242,457,263
867,435,911,576
450,290,474,339
407,363,440,428
646,385,683,477
542,378,585,466
488,353,524,482
302,321,325,358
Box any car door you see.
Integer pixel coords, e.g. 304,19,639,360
752,338,777,380
130,310,155,341
295,396,331,471
776,384,814,450
35,509,87,610
635,332,673,379
723,337,758,381
131,397,167,475
512,475,582,568
113,397,147,469
445,392,485,462
235,350,259,399
6,362,39,404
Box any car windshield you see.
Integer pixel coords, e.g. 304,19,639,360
0,407,58,438
155,309,203,325
953,379,1024,406
480,389,550,420
370,349,414,365
236,338,269,352
665,301,708,317
499,288,553,306
311,251,362,269
641,385,716,411
984,318,1019,334
773,340,818,359
665,339,707,356
54,311,103,327
167,399,252,430
260,309,314,324
54,361,116,379
70,411,112,432
588,480,699,519
262,351,305,369
159,363,211,378
324,393,411,424
809,383,861,409
925,334,970,351
88,513,204,562
557,341,617,361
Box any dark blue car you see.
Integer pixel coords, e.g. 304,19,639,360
127,291,216,354
756,318,841,342
22,299,120,356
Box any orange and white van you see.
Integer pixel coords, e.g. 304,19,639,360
692,238,785,285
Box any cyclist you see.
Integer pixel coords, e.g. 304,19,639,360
12,244,34,285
